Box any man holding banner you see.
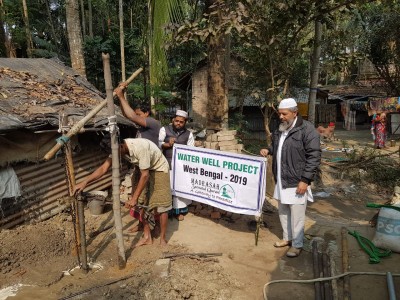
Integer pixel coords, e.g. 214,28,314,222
260,98,320,258
159,109,194,221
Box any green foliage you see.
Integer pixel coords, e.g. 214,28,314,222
289,59,309,87
343,145,400,188
357,2,400,94
83,36,116,90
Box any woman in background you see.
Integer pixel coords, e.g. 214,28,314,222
371,112,387,149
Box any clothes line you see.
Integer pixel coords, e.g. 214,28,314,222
368,97,400,116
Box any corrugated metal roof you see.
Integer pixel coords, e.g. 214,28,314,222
0,58,136,132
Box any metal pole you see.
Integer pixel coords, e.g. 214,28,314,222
387,272,397,300
102,52,126,269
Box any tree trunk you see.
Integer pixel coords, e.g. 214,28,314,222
206,0,229,131
79,0,86,38
44,0,59,55
119,0,126,81
147,0,155,115
22,0,34,57
88,0,93,37
66,0,86,77
308,19,322,125
0,0,7,57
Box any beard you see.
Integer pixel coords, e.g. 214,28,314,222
279,119,294,132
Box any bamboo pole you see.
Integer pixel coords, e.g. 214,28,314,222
43,68,143,161
102,53,126,269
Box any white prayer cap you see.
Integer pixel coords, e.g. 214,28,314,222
176,109,188,119
278,98,297,109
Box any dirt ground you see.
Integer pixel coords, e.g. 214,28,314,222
1,127,400,300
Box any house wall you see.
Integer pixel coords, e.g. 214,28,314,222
0,132,128,229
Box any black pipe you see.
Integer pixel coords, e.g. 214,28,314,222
322,253,333,300
313,240,323,300
77,194,88,273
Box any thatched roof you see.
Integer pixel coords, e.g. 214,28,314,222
0,58,134,133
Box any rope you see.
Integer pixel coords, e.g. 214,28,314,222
348,230,391,264
56,135,70,145
263,271,400,300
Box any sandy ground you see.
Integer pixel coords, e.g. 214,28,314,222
1,127,400,300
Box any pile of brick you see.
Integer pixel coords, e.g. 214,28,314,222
204,130,243,153
187,202,242,221
194,129,245,220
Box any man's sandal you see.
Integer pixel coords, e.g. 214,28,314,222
286,247,302,257
273,240,291,248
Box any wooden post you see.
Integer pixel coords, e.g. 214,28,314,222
102,53,126,269
62,117,82,267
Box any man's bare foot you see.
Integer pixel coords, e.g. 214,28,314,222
133,236,152,248
176,214,184,221
160,238,168,246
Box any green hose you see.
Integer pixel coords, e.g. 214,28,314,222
366,203,400,212
348,230,391,264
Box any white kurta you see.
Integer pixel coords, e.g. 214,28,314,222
169,171,192,208
159,127,194,210
273,125,313,205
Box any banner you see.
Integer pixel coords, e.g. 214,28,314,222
171,144,267,216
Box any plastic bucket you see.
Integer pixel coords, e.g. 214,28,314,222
86,191,107,215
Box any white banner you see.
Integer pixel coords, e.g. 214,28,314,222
171,144,267,216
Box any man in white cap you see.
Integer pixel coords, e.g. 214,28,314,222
260,98,320,257
159,110,194,220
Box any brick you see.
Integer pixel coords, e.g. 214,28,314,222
216,130,237,136
211,134,219,142
231,213,242,220
194,140,204,147
219,144,240,151
217,135,235,142
195,203,203,211
218,139,238,146
237,144,244,152
206,135,213,142
204,142,219,149
198,209,211,217
154,259,171,278
215,208,227,215
210,211,221,219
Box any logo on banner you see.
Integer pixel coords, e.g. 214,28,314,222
219,184,235,200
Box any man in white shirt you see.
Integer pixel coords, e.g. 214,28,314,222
260,98,321,257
